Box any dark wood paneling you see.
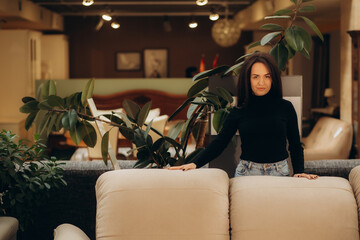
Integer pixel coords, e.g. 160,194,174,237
64,16,252,78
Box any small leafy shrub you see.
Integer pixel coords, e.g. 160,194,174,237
0,130,66,231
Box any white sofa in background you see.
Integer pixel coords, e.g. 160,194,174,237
0,217,18,240
303,116,353,161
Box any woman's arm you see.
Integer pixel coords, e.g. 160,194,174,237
168,108,241,170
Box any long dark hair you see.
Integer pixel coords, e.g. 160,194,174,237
237,52,283,108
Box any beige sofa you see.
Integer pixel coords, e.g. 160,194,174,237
54,167,360,240
303,116,353,161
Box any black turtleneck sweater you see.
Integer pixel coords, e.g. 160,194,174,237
193,94,304,174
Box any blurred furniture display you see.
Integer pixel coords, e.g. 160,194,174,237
0,217,18,240
92,89,187,120
53,166,360,240
302,116,353,161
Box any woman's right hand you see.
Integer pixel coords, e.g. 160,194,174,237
167,163,197,171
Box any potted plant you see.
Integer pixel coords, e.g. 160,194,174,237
0,130,66,231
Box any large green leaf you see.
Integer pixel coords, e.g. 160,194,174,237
285,26,304,51
302,0,313,2
122,99,141,120
247,41,261,50
79,121,97,148
260,23,284,31
168,97,195,121
213,109,229,133
235,52,256,63
285,43,296,60
46,113,58,135
25,112,37,130
301,16,324,42
290,0,298,5
187,97,201,119
19,100,39,113
54,112,64,131
81,79,95,107
192,65,229,81
47,95,64,108
187,78,209,98
164,136,182,150
137,101,152,127
300,47,310,59
273,9,293,16
270,42,288,71
69,123,83,146
39,113,51,135
216,87,233,104
41,80,56,100
296,26,312,52
167,121,184,140
118,125,135,141
299,5,315,13
264,16,291,20
223,61,244,76
38,101,53,110
151,138,165,152
101,131,110,165
22,96,36,103
61,109,78,131
260,31,282,46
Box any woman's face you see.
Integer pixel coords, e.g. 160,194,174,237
250,62,272,96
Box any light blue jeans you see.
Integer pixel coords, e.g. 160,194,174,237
234,159,290,177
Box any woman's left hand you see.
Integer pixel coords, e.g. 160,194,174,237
293,173,318,180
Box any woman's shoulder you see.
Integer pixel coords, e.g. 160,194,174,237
278,98,295,108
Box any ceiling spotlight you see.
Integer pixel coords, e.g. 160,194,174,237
188,20,198,29
196,0,208,6
111,22,120,29
209,8,219,21
82,0,94,7
102,13,112,21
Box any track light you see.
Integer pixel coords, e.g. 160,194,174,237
188,20,198,29
196,0,208,6
209,8,219,21
111,21,120,29
82,0,94,7
102,13,112,21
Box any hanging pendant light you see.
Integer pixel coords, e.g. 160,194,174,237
209,8,219,21
111,21,120,29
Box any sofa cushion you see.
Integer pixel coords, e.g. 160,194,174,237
0,217,18,240
95,169,230,240
230,176,359,240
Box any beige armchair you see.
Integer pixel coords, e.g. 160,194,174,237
302,116,353,161
0,217,18,240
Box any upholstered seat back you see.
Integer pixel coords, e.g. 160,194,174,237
302,116,353,160
95,169,230,240
230,176,359,240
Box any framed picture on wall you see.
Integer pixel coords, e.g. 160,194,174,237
144,49,168,78
116,52,141,71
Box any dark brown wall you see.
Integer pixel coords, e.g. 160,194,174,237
65,16,252,78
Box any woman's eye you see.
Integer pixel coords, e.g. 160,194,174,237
266,75,271,79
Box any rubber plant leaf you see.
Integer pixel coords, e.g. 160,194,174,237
192,65,229,81
273,9,293,16
260,31,282,46
299,5,315,13
101,130,110,165
122,99,141,121
81,78,95,107
247,41,261,50
213,108,230,133
270,42,288,71
216,87,233,104
168,97,195,121
25,112,37,130
19,100,39,113
301,16,324,42
137,101,152,127
47,95,64,108
285,26,304,52
187,78,209,98
79,121,97,148
260,23,284,31
236,52,256,63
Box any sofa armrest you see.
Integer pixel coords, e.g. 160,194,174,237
54,224,90,240
349,166,360,228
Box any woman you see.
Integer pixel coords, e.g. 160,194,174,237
169,52,317,180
